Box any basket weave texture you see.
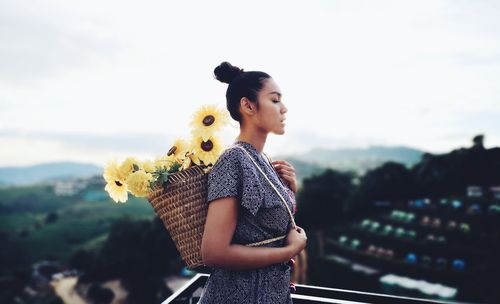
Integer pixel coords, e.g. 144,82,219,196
147,165,208,269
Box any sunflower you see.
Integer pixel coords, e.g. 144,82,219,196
103,160,128,203
118,157,141,181
181,154,193,170
191,135,223,166
190,105,229,141
126,170,154,197
167,138,190,163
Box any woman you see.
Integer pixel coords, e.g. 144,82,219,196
199,62,307,303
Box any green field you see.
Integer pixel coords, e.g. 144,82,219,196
0,184,157,273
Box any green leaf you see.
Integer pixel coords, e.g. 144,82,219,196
169,162,181,173
133,164,139,171
161,172,169,184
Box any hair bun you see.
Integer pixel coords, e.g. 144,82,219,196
213,62,244,84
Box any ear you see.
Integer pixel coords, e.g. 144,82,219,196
240,97,255,116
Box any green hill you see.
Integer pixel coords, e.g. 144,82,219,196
0,162,102,185
278,146,424,175
0,183,155,274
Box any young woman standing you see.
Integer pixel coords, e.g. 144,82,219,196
199,62,307,303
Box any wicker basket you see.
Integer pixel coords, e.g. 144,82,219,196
147,165,209,269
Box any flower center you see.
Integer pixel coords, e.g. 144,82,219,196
167,146,177,156
201,140,213,152
115,180,123,186
203,115,215,126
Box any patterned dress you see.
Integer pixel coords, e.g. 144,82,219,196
198,140,296,304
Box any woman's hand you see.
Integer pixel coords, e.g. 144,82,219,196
286,226,307,258
272,160,298,194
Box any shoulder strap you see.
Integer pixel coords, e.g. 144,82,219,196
232,145,297,229
262,152,296,204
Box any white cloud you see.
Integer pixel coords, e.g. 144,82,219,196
1,0,499,165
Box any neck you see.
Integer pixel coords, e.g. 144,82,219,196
235,123,268,154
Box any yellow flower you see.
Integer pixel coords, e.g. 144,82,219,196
105,180,128,203
167,138,189,162
126,170,153,197
103,160,121,184
154,154,177,171
142,160,156,173
190,105,229,141
181,155,193,170
191,135,223,166
189,152,201,166
103,160,129,203
118,157,140,181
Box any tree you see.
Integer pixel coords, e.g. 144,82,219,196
77,217,179,300
45,212,59,224
354,162,414,213
473,134,484,149
295,169,355,256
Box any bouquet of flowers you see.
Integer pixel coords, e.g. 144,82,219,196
103,104,229,269
103,104,229,203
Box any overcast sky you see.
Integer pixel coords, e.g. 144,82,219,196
1,0,499,167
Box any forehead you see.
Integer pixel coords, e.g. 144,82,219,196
260,78,282,97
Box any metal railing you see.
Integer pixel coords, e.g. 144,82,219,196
163,273,474,304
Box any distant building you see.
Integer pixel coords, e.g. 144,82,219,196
52,179,87,196
490,186,500,200
467,186,483,198
51,175,104,196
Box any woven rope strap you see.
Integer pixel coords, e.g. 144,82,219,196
232,145,297,247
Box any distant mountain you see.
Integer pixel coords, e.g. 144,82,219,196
0,146,424,185
274,157,328,186
278,146,424,176
0,162,102,185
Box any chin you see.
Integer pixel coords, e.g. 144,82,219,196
275,128,286,135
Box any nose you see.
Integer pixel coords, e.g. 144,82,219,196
281,103,288,114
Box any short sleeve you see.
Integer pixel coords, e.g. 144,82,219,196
206,149,242,204
206,147,265,216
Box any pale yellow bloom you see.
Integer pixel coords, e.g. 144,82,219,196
105,180,128,203
142,160,156,173
154,154,177,171
118,157,140,181
103,160,121,184
126,170,154,197
103,160,129,203
190,105,229,141
191,135,223,166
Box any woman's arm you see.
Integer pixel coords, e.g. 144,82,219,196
201,196,295,271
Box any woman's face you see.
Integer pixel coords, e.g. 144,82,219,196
254,78,288,135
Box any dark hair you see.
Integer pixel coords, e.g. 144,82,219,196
213,62,271,122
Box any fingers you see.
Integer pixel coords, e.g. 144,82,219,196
278,173,297,189
279,172,295,181
272,161,296,173
272,161,296,184
276,168,296,177
274,166,296,178
296,226,306,236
